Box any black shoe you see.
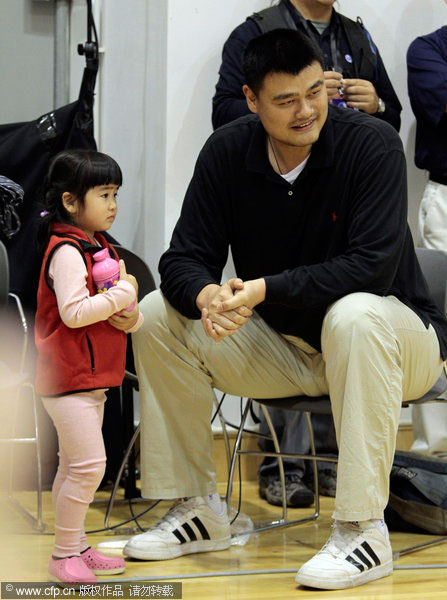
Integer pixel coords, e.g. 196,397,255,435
259,473,314,507
306,465,337,497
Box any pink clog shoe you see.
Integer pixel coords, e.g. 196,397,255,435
48,555,97,583
80,546,126,575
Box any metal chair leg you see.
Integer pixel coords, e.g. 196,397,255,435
104,424,140,528
213,391,231,475
304,410,320,520
261,404,287,523
226,401,251,506
4,382,46,532
30,382,44,532
226,400,321,536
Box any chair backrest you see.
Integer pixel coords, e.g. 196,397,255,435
112,245,156,302
0,239,9,310
415,248,447,314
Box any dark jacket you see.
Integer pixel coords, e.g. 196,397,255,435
35,224,126,397
0,66,98,311
407,26,447,183
212,0,402,131
160,107,447,358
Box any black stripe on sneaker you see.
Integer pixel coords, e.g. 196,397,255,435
192,516,211,540
353,548,373,569
172,529,187,544
361,541,381,567
345,555,365,572
182,522,197,542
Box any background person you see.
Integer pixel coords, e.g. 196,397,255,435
212,0,402,131
407,19,447,459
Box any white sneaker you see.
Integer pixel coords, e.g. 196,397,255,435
295,520,393,590
123,497,231,560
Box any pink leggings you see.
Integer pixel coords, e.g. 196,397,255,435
43,390,107,557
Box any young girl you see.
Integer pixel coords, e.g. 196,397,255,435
35,149,143,584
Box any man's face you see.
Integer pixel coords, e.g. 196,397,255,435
244,62,328,152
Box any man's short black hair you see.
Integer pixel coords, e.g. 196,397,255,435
242,28,324,94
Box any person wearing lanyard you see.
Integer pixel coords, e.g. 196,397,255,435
212,0,401,132
407,20,447,460
211,0,402,512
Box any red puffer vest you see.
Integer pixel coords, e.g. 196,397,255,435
35,224,127,397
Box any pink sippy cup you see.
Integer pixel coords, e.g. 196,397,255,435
92,248,135,312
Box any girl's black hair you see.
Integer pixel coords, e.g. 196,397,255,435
37,149,123,250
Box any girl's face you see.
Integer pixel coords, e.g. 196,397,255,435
70,184,119,239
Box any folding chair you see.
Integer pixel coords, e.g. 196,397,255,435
0,239,45,531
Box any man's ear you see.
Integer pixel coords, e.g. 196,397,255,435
243,84,258,114
62,192,78,215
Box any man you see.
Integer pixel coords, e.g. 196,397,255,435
125,30,446,591
212,0,401,132
212,0,403,509
407,21,447,459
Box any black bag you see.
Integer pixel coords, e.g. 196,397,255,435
385,450,447,534
0,65,98,311
0,176,24,240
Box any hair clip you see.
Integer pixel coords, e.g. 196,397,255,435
40,210,49,217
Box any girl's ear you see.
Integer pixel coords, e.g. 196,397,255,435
62,192,78,215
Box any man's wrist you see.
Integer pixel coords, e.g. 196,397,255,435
251,278,266,306
196,283,220,311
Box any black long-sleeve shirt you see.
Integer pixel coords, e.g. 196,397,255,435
160,107,447,358
212,3,402,132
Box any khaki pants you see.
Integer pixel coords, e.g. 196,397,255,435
133,290,442,521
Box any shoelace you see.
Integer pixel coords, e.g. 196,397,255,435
152,498,201,533
269,473,305,492
321,521,362,558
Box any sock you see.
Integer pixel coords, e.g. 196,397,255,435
203,492,223,515
358,518,388,538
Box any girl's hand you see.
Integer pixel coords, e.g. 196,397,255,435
119,259,138,295
108,302,140,330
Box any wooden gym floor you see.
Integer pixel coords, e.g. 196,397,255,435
1,478,446,600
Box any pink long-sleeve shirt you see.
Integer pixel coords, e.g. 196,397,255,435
48,244,143,332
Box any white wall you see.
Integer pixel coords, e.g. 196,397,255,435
163,0,267,241
97,0,269,278
0,0,54,124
